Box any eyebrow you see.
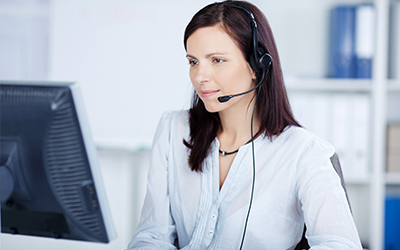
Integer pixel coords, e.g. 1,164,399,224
186,52,228,59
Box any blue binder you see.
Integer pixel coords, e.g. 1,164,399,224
355,58,372,78
354,4,375,79
385,195,400,250
329,5,356,78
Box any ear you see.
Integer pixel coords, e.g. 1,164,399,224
246,61,257,80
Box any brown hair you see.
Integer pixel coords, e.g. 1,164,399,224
183,1,300,172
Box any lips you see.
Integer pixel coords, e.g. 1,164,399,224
200,90,219,98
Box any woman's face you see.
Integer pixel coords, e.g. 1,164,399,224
186,25,256,113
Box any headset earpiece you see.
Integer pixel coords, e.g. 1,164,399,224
249,46,272,74
259,52,272,71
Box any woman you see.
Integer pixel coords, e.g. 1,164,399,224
128,1,362,249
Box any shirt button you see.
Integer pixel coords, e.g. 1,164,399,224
211,214,216,220
213,200,217,205
209,229,214,236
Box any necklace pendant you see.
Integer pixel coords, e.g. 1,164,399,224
221,150,226,156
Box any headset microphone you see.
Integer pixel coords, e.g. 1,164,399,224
217,77,265,103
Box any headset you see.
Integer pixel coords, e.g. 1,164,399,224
217,1,272,103
220,2,273,249
231,3,272,74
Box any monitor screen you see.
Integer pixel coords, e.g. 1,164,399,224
0,81,116,243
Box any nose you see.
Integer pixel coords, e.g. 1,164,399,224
192,62,211,85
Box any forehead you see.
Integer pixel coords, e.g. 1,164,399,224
186,25,242,57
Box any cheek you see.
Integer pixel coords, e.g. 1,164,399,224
218,66,251,90
189,71,201,97
189,66,200,82
213,67,235,86
188,69,196,86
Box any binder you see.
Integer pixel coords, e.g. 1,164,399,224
309,94,330,142
355,4,375,79
385,194,400,250
288,93,311,129
350,94,370,178
288,93,330,142
331,94,353,176
387,124,400,172
389,1,400,79
329,6,356,78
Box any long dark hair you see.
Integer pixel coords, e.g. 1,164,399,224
183,1,300,172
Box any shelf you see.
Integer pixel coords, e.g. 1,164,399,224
285,78,400,93
285,78,372,93
388,79,400,91
386,173,400,185
345,175,372,185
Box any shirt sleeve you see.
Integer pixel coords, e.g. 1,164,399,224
295,135,363,250
127,111,178,250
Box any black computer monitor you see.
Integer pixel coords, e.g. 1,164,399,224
0,81,116,243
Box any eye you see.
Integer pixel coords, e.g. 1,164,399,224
213,58,224,64
188,60,198,67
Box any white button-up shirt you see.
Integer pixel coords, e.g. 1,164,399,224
128,110,362,250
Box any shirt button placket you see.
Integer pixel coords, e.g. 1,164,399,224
204,198,218,246
207,206,218,239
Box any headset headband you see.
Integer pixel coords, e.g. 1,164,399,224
226,2,272,73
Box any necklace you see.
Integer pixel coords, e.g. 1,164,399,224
219,148,239,156
219,131,261,157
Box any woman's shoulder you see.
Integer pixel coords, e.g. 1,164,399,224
152,109,189,146
273,126,336,176
279,125,335,155
158,109,189,127
155,110,190,139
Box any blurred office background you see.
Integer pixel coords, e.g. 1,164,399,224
1,0,399,249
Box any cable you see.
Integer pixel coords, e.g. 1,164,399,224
238,70,266,250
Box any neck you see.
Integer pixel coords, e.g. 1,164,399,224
217,96,260,150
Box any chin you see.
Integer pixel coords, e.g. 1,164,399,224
202,101,222,113
204,106,220,114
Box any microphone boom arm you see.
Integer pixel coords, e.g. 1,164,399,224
217,68,269,103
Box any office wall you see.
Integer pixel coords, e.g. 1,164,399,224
49,0,214,148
